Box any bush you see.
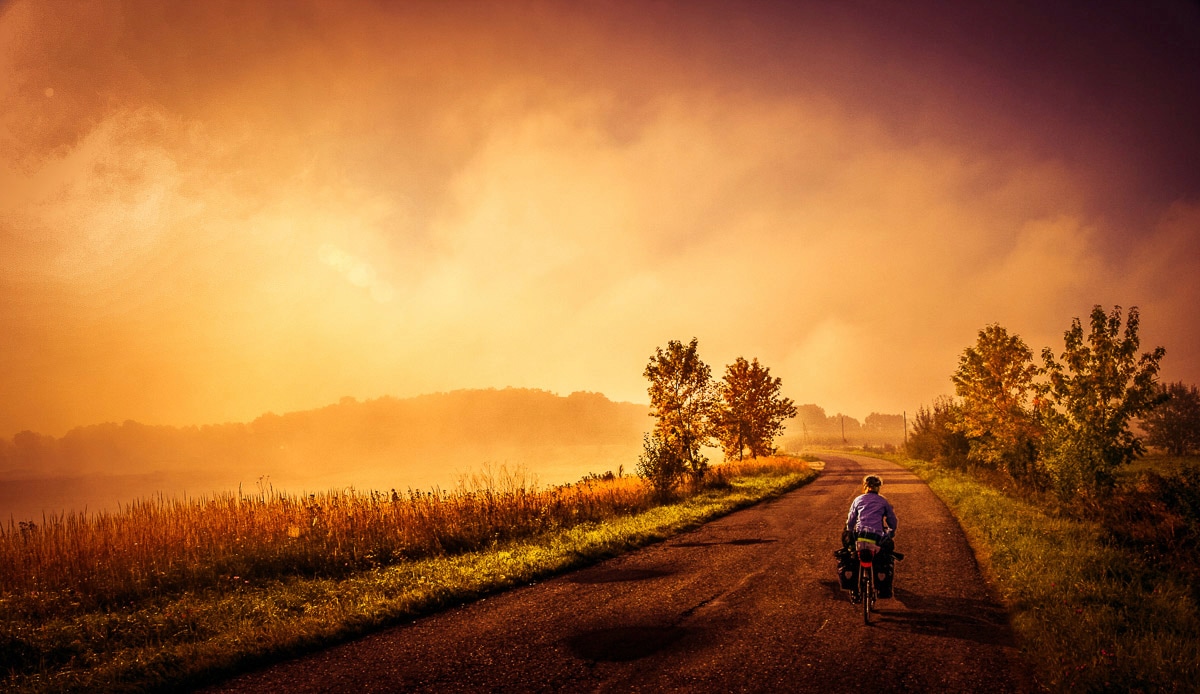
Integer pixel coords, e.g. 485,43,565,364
1098,465,1200,589
636,432,687,499
906,396,968,468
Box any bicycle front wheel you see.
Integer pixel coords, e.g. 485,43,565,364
861,571,871,624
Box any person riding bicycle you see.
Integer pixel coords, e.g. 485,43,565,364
844,474,897,600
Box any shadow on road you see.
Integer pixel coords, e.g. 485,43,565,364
818,580,1013,647
817,471,925,487
672,538,777,548
567,567,676,584
565,625,697,662
871,588,1016,646
818,578,848,600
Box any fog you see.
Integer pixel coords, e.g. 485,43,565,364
0,389,653,519
2,0,1199,440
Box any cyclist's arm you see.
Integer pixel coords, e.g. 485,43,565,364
845,498,859,531
884,501,897,537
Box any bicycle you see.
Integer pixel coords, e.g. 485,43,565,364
856,547,877,624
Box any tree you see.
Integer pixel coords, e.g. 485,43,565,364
951,324,1042,482
643,338,716,483
1142,381,1200,456
863,413,905,433
1041,305,1166,495
713,357,797,460
906,396,969,468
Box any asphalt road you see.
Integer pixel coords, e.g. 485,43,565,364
205,454,1028,693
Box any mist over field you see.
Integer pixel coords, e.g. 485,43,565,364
0,388,904,521
0,389,649,520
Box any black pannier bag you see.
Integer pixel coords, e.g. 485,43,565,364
833,547,857,590
875,536,904,599
874,551,895,598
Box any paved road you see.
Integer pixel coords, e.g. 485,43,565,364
206,454,1028,693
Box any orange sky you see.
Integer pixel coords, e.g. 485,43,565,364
2,0,1199,437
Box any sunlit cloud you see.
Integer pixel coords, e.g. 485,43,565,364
318,243,395,303
0,0,1197,437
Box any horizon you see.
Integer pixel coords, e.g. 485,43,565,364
0,385,896,441
3,1,1199,440
0,385,898,520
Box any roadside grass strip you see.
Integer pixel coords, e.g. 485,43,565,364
3,464,814,693
893,455,1200,693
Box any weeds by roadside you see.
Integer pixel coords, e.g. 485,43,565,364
882,452,1200,692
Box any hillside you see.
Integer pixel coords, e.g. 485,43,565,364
0,389,649,520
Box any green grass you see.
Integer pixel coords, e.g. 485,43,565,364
4,464,814,693
882,452,1200,693
1123,454,1200,478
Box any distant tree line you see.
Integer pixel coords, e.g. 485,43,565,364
1142,381,1200,457
782,405,905,448
907,305,1200,497
637,338,797,497
0,389,648,481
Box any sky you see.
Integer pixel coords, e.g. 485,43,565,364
2,0,1199,437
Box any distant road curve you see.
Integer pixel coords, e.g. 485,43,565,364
205,454,1028,693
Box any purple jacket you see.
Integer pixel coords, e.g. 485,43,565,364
846,491,897,539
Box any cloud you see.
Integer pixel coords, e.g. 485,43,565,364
3,109,187,280
318,243,395,303
388,90,1109,410
1119,202,1200,382
1,0,1197,437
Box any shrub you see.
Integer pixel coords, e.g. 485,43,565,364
636,432,687,499
906,396,969,468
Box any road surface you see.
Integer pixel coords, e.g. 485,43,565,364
205,454,1028,692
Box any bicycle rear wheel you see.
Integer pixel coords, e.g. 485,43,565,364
861,569,872,624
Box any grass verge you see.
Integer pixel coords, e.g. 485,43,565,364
4,461,814,693
878,452,1200,693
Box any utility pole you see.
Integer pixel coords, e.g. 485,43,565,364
841,414,846,445
903,410,908,447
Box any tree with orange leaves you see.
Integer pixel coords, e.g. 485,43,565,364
714,357,796,461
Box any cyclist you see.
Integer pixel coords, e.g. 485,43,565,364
844,474,897,601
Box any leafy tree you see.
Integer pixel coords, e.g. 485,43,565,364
1142,381,1200,456
643,338,716,483
863,413,904,433
951,324,1043,482
794,404,829,427
907,396,969,467
714,357,797,460
1041,305,1166,495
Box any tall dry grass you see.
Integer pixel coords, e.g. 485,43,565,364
1,465,654,616
0,456,813,693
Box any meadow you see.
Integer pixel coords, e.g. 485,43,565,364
0,456,815,693
883,451,1200,692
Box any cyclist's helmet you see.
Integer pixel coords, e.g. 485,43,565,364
864,475,882,490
